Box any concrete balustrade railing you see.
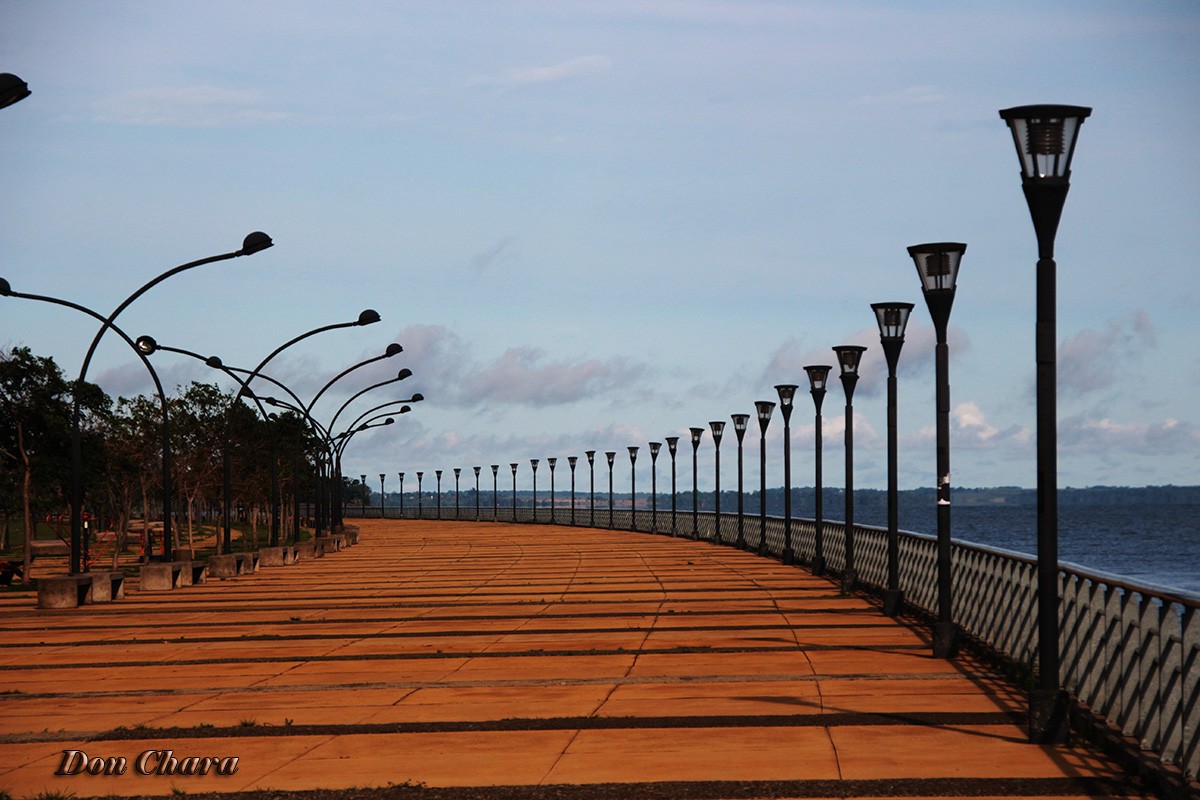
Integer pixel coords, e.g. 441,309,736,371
375,502,1198,782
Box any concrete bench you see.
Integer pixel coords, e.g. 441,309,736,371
139,560,208,591
296,541,323,559
207,551,260,579
37,571,126,609
342,529,360,545
315,535,343,553
28,539,70,560
258,545,299,567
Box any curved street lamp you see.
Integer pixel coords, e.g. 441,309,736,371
754,401,775,555
709,421,725,543
0,72,31,109
804,366,831,575
832,345,865,591
872,302,914,617
1000,103,1091,744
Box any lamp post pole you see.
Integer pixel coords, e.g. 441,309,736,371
628,447,638,531
708,421,725,543
666,437,679,535
649,442,661,533
568,457,578,525
586,451,596,526
754,401,775,555
832,346,865,591
454,468,461,518
689,428,704,539
360,474,368,517
435,470,442,519
491,465,499,521
473,467,481,521
605,451,616,528
1000,103,1091,744
416,472,424,517
731,414,749,549
399,473,405,518
872,303,914,616
510,463,518,521
909,242,967,658
804,366,830,575
379,473,386,518
548,458,557,524
530,459,539,522
775,385,798,563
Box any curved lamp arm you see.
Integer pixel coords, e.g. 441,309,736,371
306,343,403,415
326,369,414,435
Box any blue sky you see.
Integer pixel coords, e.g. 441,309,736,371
3,1,1198,492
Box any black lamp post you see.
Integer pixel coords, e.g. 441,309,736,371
804,366,830,575
689,427,704,539
605,451,616,528
708,421,725,543
416,471,424,517
454,468,461,518
491,465,499,520
665,437,679,535
399,472,405,518
360,474,368,516
628,447,638,531
530,459,539,521
909,242,966,657
731,414,749,549
473,466,481,520
872,302,914,616
754,401,775,555
510,463,518,520
435,470,442,519
833,345,865,591
568,456,578,525
0,73,31,109
586,451,596,525
379,473,386,518
548,458,557,523
1000,103,1091,744
649,442,661,533
775,385,798,563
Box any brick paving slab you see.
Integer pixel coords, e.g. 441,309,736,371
0,520,1160,799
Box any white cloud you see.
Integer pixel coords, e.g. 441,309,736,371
94,85,288,127
467,55,612,90
1058,311,1157,397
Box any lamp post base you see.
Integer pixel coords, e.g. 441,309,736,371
840,568,856,594
883,589,904,617
1028,688,1071,744
812,555,825,576
933,621,959,658
783,549,794,565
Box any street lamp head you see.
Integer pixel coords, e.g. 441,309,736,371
804,365,831,393
547,457,557,468
709,420,725,444
410,393,424,402
586,450,596,464
383,417,394,425
454,468,461,477
531,458,539,471
649,441,661,458
384,343,403,357
417,471,424,479
436,469,442,478
380,473,387,481
398,405,411,413
775,384,798,422
395,368,412,380
833,345,867,377
568,456,578,468
689,427,705,449
239,231,274,255
204,355,224,369
0,73,31,110
399,472,405,479
871,303,914,341
999,104,1091,184
0,278,12,296
473,466,481,476
731,413,750,441
510,463,518,473
908,243,965,295
754,400,775,433
628,446,638,462
135,335,158,355
356,309,381,326
491,464,499,475
361,474,367,483
665,436,679,456
605,451,616,467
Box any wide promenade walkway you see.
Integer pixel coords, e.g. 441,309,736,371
0,520,1154,799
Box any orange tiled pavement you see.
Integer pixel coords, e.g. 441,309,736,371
0,520,1154,799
